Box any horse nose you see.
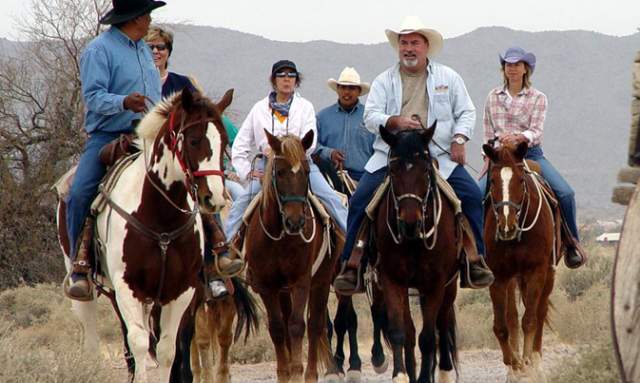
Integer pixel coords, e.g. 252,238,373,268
285,216,305,232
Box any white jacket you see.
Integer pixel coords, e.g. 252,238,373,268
231,93,317,181
364,61,476,179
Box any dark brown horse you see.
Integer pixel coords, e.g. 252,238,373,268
369,126,459,383
57,88,232,383
244,130,344,383
483,142,561,383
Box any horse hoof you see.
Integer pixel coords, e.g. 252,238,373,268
372,356,389,374
438,369,456,383
324,373,343,383
345,370,361,383
392,373,410,383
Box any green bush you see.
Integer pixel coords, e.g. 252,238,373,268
557,246,613,301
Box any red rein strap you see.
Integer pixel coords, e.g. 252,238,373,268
167,111,225,180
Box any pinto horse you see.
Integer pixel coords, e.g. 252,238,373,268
57,88,233,383
244,130,343,383
369,126,459,383
483,142,561,383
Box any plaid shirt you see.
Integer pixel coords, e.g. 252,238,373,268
483,86,547,146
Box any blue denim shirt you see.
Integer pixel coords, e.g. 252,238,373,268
80,27,161,134
314,102,374,180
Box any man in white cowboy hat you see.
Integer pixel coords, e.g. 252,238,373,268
334,16,494,293
314,67,374,187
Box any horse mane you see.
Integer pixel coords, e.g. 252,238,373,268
134,91,228,152
262,134,307,208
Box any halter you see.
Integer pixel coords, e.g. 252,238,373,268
167,110,225,182
386,150,442,249
258,154,317,242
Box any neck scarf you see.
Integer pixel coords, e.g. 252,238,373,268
269,91,293,117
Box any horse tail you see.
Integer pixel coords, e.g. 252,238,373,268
231,277,260,343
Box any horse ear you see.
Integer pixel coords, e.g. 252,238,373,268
483,144,498,162
514,141,528,160
301,130,314,151
181,87,195,111
216,89,234,114
264,129,281,153
422,120,436,146
379,126,397,147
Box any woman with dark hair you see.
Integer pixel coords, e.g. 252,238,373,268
224,59,347,240
480,46,586,269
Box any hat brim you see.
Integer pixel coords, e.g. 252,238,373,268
327,79,370,95
385,28,443,58
100,1,166,25
499,52,536,73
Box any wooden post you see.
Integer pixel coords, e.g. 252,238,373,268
612,182,640,383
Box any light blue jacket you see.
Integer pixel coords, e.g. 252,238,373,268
80,27,161,134
363,61,475,179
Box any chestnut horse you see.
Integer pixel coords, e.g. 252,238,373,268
483,142,561,383
57,88,232,383
244,130,343,383
370,126,459,383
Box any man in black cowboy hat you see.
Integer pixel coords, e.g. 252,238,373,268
65,0,166,301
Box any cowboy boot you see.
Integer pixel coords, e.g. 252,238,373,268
460,255,495,289
563,235,587,269
67,216,95,301
333,222,369,296
202,214,243,300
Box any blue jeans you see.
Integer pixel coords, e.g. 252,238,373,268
224,163,348,239
225,178,245,201
66,131,121,259
478,146,578,240
340,164,485,262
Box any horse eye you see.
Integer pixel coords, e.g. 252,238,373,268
190,138,202,146
277,169,287,177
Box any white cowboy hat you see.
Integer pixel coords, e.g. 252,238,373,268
385,16,443,58
327,67,370,95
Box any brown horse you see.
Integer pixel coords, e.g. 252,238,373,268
483,142,561,382
57,88,232,383
370,126,459,383
244,130,343,383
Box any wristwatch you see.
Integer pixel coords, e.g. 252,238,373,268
452,135,467,145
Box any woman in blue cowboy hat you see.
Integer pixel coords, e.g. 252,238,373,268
480,46,586,269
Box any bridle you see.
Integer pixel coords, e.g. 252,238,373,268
487,162,544,241
258,154,317,242
143,108,225,214
386,150,442,250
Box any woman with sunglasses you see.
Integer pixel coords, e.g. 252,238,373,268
145,25,244,299
224,60,348,241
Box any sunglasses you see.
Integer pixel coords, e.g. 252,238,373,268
148,43,168,51
275,72,298,78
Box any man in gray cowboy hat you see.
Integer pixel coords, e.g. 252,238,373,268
314,67,375,189
334,16,494,294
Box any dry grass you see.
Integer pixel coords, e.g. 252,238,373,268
0,242,618,381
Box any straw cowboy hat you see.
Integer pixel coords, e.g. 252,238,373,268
327,67,370,95
385,16,444,58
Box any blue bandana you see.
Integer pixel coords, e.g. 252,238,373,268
269,91,293,117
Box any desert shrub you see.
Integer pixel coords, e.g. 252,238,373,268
557,244,613,300
549,340,619,382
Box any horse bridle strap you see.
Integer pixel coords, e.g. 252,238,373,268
101,187,199,304
167,110,225,180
